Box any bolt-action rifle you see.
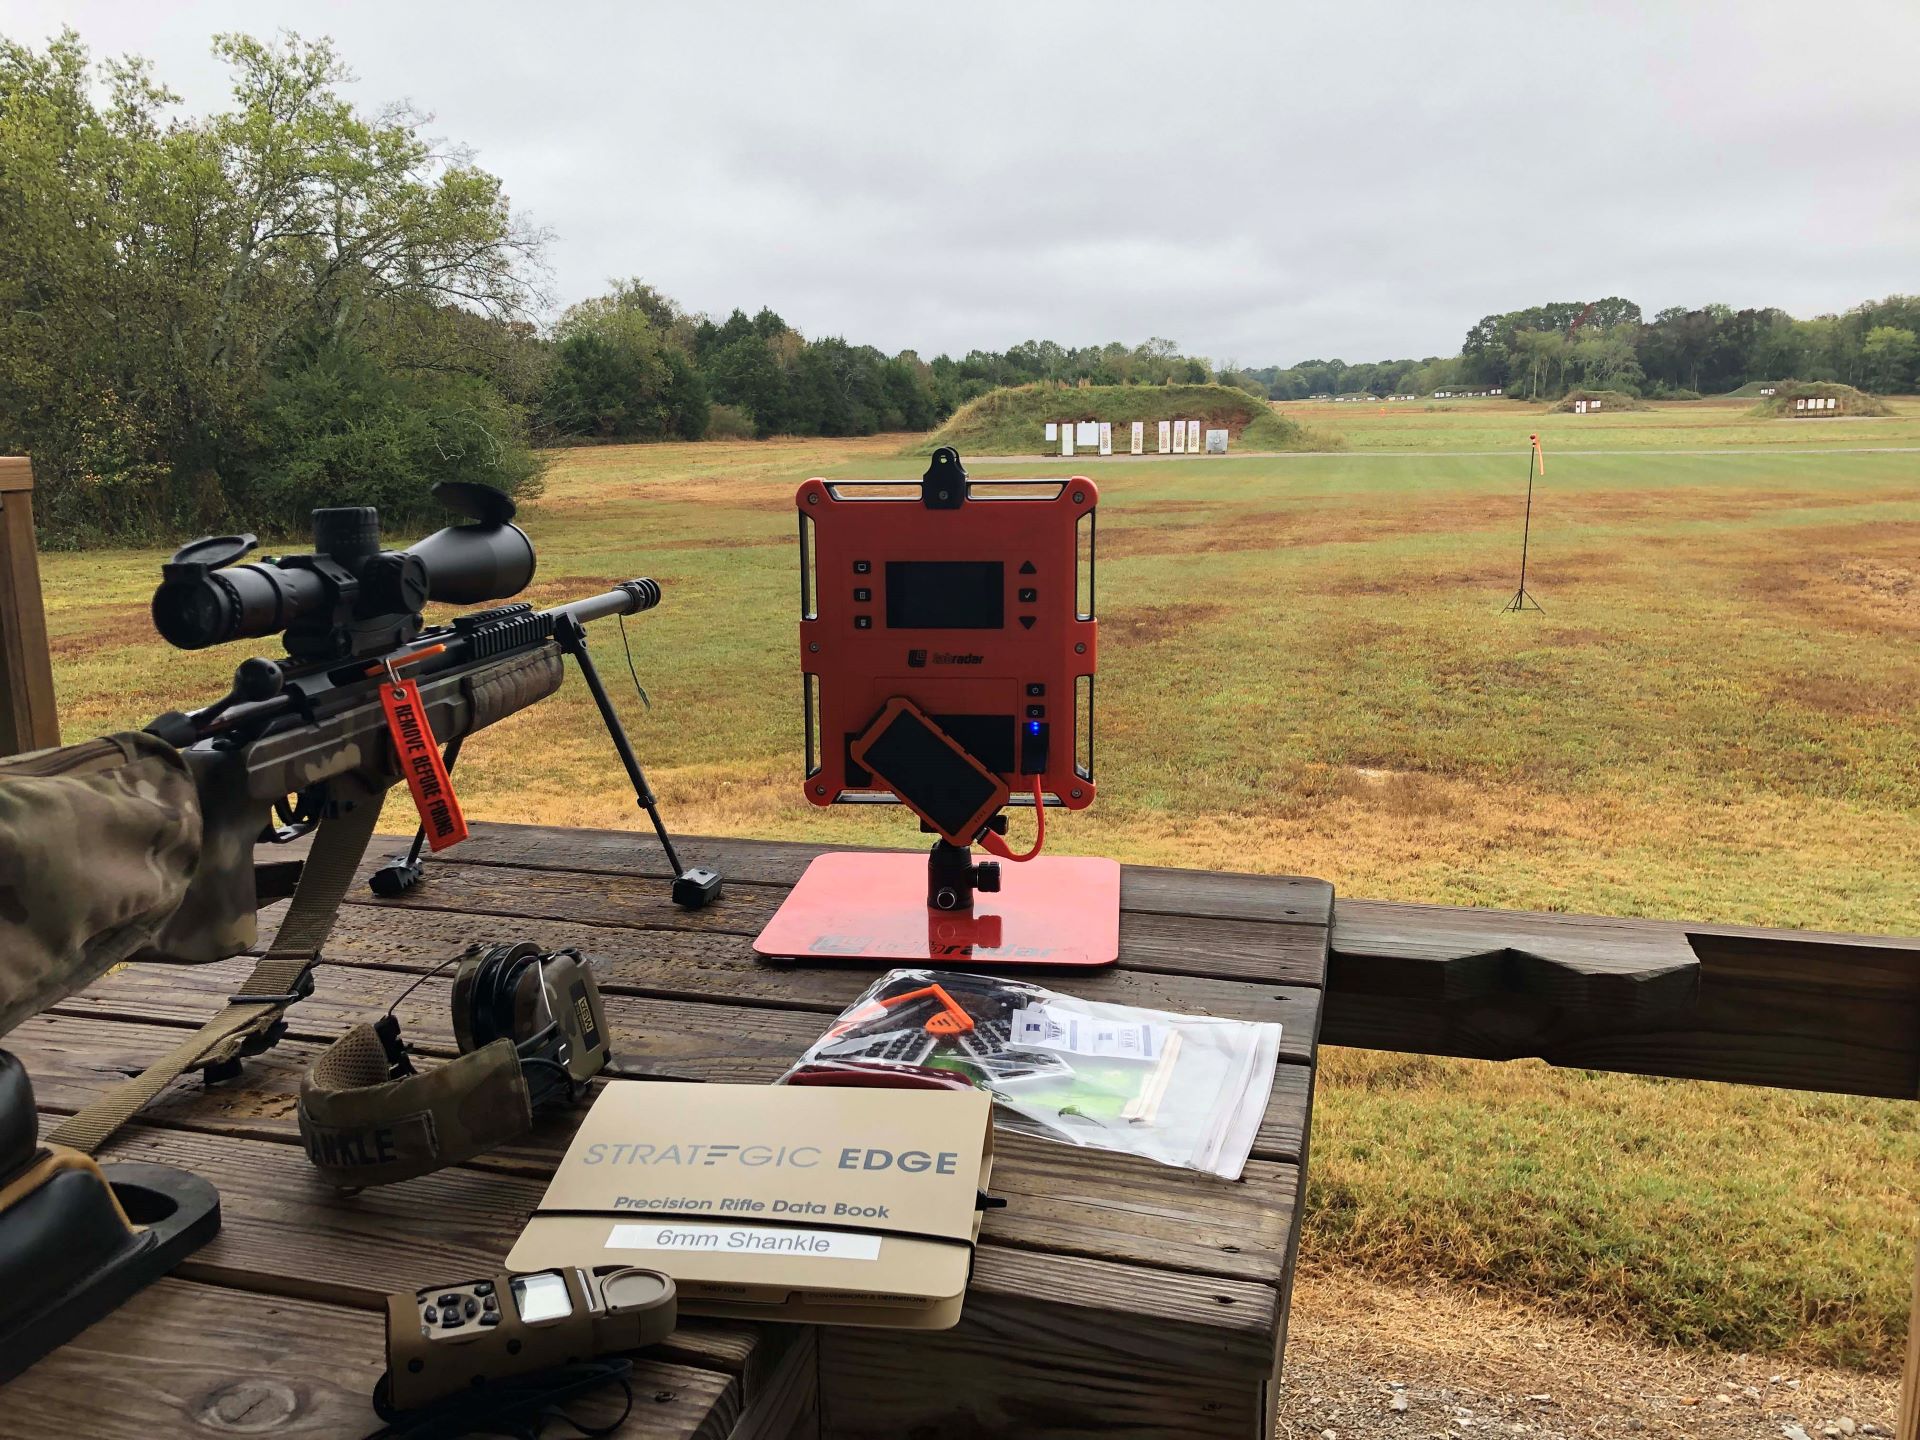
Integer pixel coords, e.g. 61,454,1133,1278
42,481,720,1156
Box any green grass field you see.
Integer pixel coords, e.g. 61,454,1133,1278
37,402,1920,1369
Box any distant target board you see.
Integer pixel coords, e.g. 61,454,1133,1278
1061,425,1074,456
1171,420,1186,453
1098,421,1112,455
1186,420,1201,451
1205,428,1228,454
1130,420,1144,454
1075,421,1099,447
1045,422,1058,441
1157,420,1172,452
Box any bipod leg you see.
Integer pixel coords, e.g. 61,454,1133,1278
554,615,723,909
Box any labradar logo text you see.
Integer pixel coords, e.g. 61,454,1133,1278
906,649,982,667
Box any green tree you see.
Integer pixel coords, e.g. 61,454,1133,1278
1860,326,1918,394
707,334,790,436
541,280,709,440
1509,330,1566,400
0,30,546,543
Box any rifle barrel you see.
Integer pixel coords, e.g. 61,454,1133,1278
552,579,663,628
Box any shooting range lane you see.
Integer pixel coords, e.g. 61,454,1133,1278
20,822,1329,1440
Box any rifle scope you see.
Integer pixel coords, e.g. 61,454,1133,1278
152,482,536,661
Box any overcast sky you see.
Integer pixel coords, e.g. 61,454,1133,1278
10,0,1918,364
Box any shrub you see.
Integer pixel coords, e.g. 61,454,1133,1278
235,339,544,541
704,404,757,441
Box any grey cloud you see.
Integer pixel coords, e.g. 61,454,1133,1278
10,0,1916,363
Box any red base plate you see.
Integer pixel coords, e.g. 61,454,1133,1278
753,852,1120,968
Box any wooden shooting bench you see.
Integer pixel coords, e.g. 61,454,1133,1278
8,824,1328,1439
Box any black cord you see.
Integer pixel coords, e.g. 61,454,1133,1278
366,1360,634,1440
381,954,466,1023
616,613,650,710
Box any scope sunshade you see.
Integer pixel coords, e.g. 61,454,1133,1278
298,942,610,1188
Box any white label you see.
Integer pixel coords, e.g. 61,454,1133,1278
608,1221,881,1261
1010,1004,1166,1060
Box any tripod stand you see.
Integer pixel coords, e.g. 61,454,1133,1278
369,613,721,908
1501,434,1545,613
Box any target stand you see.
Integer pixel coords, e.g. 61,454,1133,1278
752,448,1119,969
754,852,1119,967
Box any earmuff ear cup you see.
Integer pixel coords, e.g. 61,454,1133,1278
540,951,612,1082
454,942,542,1053
450,941,521,1055
445,942,611,1111
449,952,483,1054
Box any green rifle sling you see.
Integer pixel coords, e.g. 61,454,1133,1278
44,800,381,1155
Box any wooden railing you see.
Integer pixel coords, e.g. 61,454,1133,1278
1324,899,1920,1438
0,457,58,755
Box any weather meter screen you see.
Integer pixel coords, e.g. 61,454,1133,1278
885,561,1003,629
511,1271,574,1323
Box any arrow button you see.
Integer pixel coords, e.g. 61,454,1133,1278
1018,616,1036,630
1018,560,1037,575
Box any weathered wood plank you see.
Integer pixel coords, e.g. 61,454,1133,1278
307,898,1320,1019
0,456,59,756
1328,898,1920,1097
42,957,1314,1160
1900,1244,1920,1440
1331,899,1699,1015
421,822,1334,927
0,1276,734,1439
324,855,1328,988
724,1326,818,1440
61,1123,1282,1353
16,1008,1315,1183
820,1247,1278,1440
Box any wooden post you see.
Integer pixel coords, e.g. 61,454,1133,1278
1902,1244,1920,1440
0,456,59,754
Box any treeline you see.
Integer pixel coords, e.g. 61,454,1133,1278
0,31,1222,544
539,295,1215,446
1236,294,1920,403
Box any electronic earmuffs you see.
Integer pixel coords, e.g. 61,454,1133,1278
298,942,610,1188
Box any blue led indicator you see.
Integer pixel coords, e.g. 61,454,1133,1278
1028,721,1042,734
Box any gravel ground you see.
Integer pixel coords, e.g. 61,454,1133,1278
1276,1268,1897,1439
